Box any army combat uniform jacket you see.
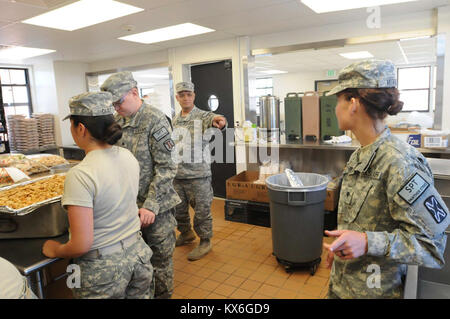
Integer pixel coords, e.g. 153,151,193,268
329,128,449,298
116,101,181,214
172,106,226,179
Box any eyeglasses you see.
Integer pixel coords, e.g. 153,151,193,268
113,91,130,109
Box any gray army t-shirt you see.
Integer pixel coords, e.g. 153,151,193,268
62,146,141,250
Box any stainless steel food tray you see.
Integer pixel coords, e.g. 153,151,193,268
0,173,66,216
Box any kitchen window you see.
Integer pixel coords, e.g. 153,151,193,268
0,68,33,117
256,77,273,96
397,66,435,112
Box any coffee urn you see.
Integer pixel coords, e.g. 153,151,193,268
259,95,280,142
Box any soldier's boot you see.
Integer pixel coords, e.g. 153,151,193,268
175,229,196,247
187,238,211,261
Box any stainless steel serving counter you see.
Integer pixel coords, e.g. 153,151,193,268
0,233,69,298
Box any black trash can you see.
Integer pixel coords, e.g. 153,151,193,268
266,172,328,274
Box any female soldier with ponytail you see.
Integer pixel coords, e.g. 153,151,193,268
323,60,449,298
42,92,153,299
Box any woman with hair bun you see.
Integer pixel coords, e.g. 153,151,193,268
323,60,449,298
42,92,153,299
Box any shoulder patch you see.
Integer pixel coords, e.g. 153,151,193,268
163,139,175,152
424,196,447,224
397,172,430,205
152,127,169,142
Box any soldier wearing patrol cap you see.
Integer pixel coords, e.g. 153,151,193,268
172,81,227,261
322,59,449,298
43,92,153,299
100,72,180,299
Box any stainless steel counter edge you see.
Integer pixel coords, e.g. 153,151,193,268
231,141,450,154
21,257,61,275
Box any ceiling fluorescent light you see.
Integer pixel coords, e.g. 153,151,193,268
260,70,288,75
22,0,144,31
301,0,418,13
119,23,215,44
399,35,431,41
0,46,55,60
339,51,374,59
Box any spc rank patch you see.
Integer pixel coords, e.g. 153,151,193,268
424,196,447,224
398,172,430,205
152,127,169,142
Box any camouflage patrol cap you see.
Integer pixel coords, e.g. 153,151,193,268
326,59,397,96
100,71,138,102
176,81,194,93
62,92,114,121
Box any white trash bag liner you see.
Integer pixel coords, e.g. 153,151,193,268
266,172,329,192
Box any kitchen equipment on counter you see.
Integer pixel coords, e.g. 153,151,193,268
302,91,320,142
284,92,303,141
259,95,280,143
320,92,343,141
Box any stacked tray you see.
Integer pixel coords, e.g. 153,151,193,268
33,113,56,148
12,118,40,152
6,115,25,151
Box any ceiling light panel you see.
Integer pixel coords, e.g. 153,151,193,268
119,23,215,44
301,0,418,13
339,51,374,59
0,46,56,59
22,0,144,31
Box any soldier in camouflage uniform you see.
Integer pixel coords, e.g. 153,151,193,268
100,72,181,299
43,92,153,299
172,82,227,261
323,60,449,298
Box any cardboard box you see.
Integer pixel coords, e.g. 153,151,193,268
324,177,341,211
421,131,449,149
226,171,269,203
390,127,422,148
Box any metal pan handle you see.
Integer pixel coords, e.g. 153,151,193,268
0,216,18,233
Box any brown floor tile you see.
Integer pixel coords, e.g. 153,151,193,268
219,263,238,274
241,260,261,271
183,263,203,274
226,275,246,288
296,293,318,299
174,271,191,282
171,294,185,299
256,283,280,297
298,283,324,298
214,283,237,297
233,267,253,278
183,275,206,287
195,267,216,279
275,289,298,299
208,270,230,283
264,274,288,288
175,283,195,297
189,288,210,299
240,279,262,292
230,288,254,299
199,279,222,292
282,279,304,292
248,271,271,283
306,275,329,287
204,260,225,270
206,292,227,299
251,293,272,299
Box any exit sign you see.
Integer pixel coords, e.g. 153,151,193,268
326,70,336,78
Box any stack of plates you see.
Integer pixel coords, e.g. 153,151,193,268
12,118,40,152
33,113,56,148
6,115,25,151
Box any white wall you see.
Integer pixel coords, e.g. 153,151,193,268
88,50,168,73
53,61,89,146
271,70,324,125
438,5,450,130
146,83,172,118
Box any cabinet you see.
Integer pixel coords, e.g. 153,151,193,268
0,77,10,154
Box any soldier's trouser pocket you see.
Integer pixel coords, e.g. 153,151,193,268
127,239,154,299
71,256,121,299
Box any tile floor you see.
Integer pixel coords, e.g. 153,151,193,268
172,198,333,299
